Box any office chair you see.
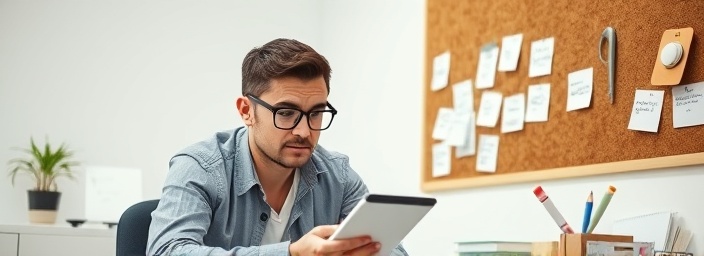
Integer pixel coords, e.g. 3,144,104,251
116,199,160,256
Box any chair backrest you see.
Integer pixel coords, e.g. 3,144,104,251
116,199,160,256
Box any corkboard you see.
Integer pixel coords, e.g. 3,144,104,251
422,0,704,192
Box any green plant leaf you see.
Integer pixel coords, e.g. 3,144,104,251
7,137,80,191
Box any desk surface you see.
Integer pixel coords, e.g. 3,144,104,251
0,223,116,237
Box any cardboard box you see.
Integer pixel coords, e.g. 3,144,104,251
533,241,559,256
559,233,633,256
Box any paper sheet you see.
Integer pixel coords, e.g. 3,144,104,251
498,33,523,72
665,214,682,251
476,91,503,127
566,67,593,111
628,90,665,132
446,111,472,146
673,229,693,252
525,83,551,122
432,142,451,177
432,107,454,140
431,51,451,91
455,112,476,158
476,135,499,172
85,166,143,222
501,93,526,133
453,80,474,114
475,43,500,89
672,81,704,128
529,37,555,78
613,212,673,251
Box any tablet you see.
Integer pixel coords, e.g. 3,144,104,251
328,193,437,256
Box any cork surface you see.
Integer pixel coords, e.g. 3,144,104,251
423,0,704,188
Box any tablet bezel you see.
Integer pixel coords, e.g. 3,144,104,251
328,193,437,255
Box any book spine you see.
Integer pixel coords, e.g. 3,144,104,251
458,253,531,256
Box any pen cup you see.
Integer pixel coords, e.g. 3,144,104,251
559,233,633,256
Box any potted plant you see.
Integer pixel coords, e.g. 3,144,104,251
8,138,79,224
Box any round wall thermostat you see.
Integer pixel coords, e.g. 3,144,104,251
660,42,684,69
651,27,693,86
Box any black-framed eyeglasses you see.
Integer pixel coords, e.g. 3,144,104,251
247,94,338,131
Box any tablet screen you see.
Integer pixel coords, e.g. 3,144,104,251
328,193,437,256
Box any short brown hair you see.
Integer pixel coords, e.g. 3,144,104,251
241,38,331,96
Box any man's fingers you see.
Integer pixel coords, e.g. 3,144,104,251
339,236,372,250
321,236,373,253
306,225,377,255
343,242,381,256
310,225,339,238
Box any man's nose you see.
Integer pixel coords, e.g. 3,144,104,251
292,115,311,138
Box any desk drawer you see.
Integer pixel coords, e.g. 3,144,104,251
18,234,114,256
0,233,19,256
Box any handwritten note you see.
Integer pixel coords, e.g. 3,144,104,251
85,166,143,222
446,111,472,146
476,43,500,89
628,90,665,132
453,80,474,114
566,67,593,111
501,93,526,133
529,37,555,78
456,112,476,158
525,83,551,122
431,51,451,91
432,107,454,140
476,91,503,127
672,81,704,128
498,33,523,72
432,142,451,177
476,135,499,173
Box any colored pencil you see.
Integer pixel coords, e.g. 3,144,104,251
533,186,574,234
587,185,617,233
581,191,593,233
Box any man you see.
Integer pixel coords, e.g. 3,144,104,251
147,38,408,256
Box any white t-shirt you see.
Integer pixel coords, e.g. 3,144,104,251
261,169,300,245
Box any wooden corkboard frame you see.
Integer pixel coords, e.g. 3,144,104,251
421,0,704,192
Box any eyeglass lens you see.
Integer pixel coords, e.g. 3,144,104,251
274,109,334,130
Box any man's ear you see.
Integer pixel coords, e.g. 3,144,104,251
236,97,254,126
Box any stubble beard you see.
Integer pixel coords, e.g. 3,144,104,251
255,136,312,169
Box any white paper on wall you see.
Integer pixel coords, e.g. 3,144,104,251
85,166,143,222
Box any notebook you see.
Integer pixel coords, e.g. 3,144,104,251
612,212,673,251
455,241,533,253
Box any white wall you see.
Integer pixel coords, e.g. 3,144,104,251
1,1,702,256
0,0,321,222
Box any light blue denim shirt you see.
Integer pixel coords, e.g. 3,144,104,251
147,127,408,255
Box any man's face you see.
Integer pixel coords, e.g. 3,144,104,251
249,76,328,169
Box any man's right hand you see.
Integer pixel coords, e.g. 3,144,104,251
289,225,381,256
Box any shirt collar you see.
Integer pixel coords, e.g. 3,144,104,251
234,128,324,196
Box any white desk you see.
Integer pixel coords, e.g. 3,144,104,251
0,223,115,256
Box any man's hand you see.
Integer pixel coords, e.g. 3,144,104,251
289,225,381,256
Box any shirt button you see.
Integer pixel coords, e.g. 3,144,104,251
260,213,268,222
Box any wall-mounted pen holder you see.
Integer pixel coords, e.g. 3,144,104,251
559,233,633,256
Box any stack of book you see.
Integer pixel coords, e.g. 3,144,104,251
454,241,533,256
